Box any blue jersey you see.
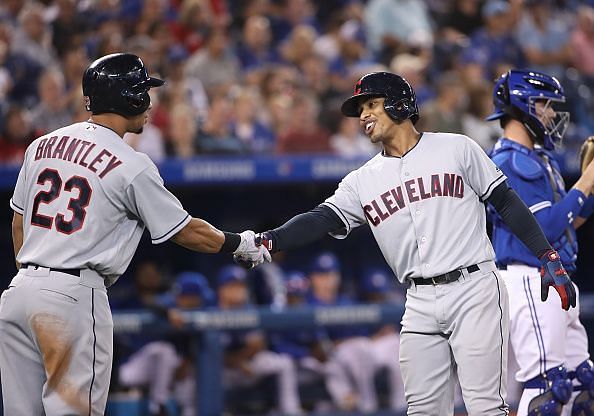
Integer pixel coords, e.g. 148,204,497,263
489,138,583,272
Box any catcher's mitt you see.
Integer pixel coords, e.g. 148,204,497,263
579,136,594,173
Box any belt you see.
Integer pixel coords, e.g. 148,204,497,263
21,263,81,277
412,264,480,285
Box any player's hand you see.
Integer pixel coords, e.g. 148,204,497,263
233,230,271,269
539,249,576,311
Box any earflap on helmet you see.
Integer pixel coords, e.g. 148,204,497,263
384,96,419,125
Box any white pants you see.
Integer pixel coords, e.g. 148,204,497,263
500,265,590,416
0,268,112,416
369,332,406,411
119,341,195,411
223,350,302,415
400,263,510,416
325,337,378,413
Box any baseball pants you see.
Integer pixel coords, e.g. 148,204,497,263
0,267,112,416
223,350,302,415
501,265,589,416
399,261,510,416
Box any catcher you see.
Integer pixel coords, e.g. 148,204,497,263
487,69,594,416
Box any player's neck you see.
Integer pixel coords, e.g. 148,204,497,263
383,128,421,157
503,121,534,149
88,114,128,138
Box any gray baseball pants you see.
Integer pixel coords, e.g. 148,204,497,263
0,266,112,415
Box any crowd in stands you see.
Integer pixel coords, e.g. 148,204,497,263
2,0,593,414
1,0,594,166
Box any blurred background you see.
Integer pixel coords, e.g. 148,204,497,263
1,0,594,415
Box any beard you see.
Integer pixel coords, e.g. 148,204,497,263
134,125,144,134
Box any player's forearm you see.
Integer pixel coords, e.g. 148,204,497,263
533,189,585,242
487,182,552,257
12,212,23,270
267,205,344,252
171,218,240,253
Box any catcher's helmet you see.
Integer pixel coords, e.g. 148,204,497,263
341,72,419,124
82,53,164,117
486,69,569,150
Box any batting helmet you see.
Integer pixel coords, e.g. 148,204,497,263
486,69,569,150
82,53,164,117
341,72,419,124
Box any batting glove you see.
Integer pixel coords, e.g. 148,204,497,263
233,230,272,269
539,249,576,311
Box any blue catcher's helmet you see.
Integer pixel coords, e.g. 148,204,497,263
486,69,569,150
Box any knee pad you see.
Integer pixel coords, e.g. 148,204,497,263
527,366,573,416
571,360,594,416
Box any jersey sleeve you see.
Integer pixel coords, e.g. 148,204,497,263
125,164,191,244
462,137,506,201
321,172,366,239
10,150,29,214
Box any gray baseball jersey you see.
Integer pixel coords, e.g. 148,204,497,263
323,132,506,283
10,121,191,286
1,121,191,415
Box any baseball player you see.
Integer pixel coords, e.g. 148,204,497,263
487,69,594,416
0,53,270,416
237,71,578,415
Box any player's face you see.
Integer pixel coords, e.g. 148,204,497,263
534,99,557,127
358,97,397,144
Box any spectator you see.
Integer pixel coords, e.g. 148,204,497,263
230,87,276,154
198,92,247,154
441,0,484,41
569,5,594,81
162,45,209,124
216,265,304,416
276,92,331,154
0,105,37,165
461,83,502,151
185,27,240,91
51,0,87,58
330,116,380,157
236,15,280,75
166,103,200,158
389,53,434,105
30,69,75,134
279,24,317,68
11,3,56,68
364,0,433,63
515,0,572,79
269,0,319,45
417,71,467,134
466,0,524,79
169,0,212,54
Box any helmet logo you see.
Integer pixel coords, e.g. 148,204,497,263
354,79,362,95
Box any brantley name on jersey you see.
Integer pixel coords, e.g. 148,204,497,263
33,135,123,179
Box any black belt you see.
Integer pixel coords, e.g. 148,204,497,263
21,263,81,277
412,264,480,285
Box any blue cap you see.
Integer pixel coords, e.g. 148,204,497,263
483,0,510,17
216,265,247,287
285,270,309,295
361,268,392,294
310,252,340,274
174,271,214,300
168,45,189,63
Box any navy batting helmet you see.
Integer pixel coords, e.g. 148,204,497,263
341,72,419,124
82,53,164,117
486,69,569,150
